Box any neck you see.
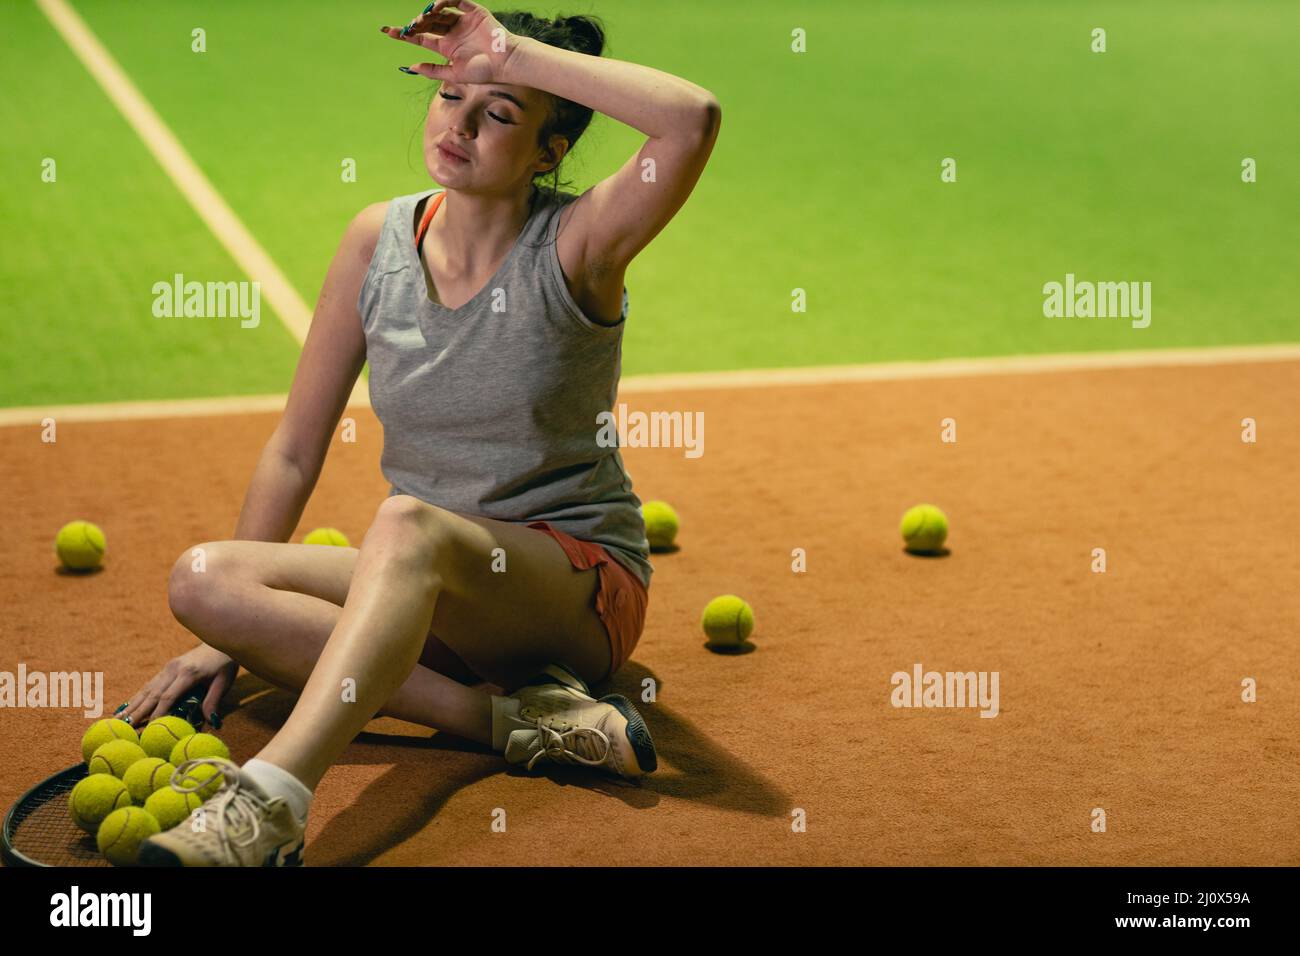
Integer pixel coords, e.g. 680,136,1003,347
432,183,537,271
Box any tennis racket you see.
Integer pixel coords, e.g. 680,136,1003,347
1,692,207,867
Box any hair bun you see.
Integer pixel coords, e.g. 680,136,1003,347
488,9,607,192
558,15,605,57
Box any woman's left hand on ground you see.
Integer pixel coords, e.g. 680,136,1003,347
382,0,517,85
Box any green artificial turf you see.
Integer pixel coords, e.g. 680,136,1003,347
2,0,1296,407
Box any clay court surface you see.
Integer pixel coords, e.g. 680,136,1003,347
2,359,1298,866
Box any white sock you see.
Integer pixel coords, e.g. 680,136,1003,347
241,758,313,822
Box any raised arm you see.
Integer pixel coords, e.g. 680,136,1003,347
501,34,721,275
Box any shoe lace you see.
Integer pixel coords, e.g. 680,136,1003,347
525,720,612,771
171,757,274,864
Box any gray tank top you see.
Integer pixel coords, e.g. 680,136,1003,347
356,184,652,589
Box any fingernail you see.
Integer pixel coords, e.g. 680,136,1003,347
398,66,420,75
209,712,222,729
113,703,126,714
400,24,412,36
423,2,435,13
122,714,134,726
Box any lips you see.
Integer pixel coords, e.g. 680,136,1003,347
438,142,470,162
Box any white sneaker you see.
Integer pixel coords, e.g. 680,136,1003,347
138,758,305,867
494,664,657,779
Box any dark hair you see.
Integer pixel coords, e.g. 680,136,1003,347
423,11,606,195
494,11,606,193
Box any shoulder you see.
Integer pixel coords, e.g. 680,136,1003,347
344,201,392,267
352,200,391,229
345,190,441,260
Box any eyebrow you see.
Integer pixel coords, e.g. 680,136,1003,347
445,83,527,111
486,90,527,110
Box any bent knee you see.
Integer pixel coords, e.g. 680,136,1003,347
372,494,448,529
368,496,454,555
365,496,489,594
167,542,241,626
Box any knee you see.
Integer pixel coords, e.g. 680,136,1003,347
167,542,239,629
366,496,454,580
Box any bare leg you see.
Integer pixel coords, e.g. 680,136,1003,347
169,549,492,742
255,500,445,789
169,496,613,791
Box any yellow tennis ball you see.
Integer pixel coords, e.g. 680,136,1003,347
96,807,160,866
175,762,225,800
68,775,132,833
170,732,230,766
701,594,754,647
88,739,147,778
900,503,949,553
122,757,175,803
144,787,202,830
140,716,196,760
640,501,680,551
81,718,138,763
55,520,106,570
304,527,350,547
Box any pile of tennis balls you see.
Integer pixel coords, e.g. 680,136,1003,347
71,716,231,866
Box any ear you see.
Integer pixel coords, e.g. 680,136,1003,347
537,133,570,175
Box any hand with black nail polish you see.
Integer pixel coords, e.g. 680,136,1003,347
380,0,518,85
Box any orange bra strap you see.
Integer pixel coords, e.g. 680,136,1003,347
414,191,445,249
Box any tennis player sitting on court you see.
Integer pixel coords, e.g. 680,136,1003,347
117,1,720,866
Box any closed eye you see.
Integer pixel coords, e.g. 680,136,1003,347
438,90,512,125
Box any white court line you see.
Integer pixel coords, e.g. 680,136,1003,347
0,394,292,427
3,343,1298,427
617,342,1300,392
34,0,367,406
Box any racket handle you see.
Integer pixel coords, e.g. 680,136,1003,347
168,691,206,728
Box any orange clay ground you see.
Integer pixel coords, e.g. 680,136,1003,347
2,359,1298,866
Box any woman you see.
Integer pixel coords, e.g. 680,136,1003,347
118,1,720,866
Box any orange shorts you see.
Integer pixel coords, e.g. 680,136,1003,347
526,521,649,680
